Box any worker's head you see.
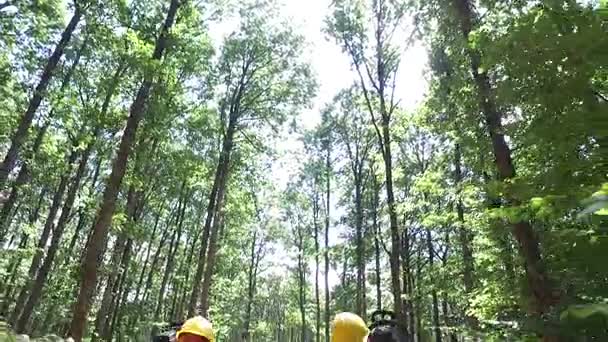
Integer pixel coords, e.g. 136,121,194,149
176,316,214,342
330,312,369,342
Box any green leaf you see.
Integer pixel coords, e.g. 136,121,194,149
560,303,608,321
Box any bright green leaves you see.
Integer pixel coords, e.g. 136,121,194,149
215,5,315,135
580,183,608,216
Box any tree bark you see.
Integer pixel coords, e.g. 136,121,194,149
324,144,331,342
296,227,307,342
69,1,181,339
354,172,365,317
0,6,82,186
313,182,321,342
243,229,259,341
198,193,226,316
426,228,442,342
454,144,474,294
371,172,382,311
451,0,559,330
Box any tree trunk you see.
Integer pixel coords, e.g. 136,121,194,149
0,6,82,186
451,0,559,326
14,129,96,333
354,177,365,317
0,122,46,239
0,233,29,316
133,207,162,303
142,214,173,305
0,32,87,241
175,210,201,321
155,182,187,320
10,148,78,325
187,162,221,316
297,237,307,342
313,185,321,342
198,194,225,316
243,229,258,341
105,238,133,340
401,225,413,339
442,294,457,342
454,144,474,293
194,109,237,315
69,1,181,339
371,173,382,311
94,233,128,341
426,228,442,342
324,145,331,342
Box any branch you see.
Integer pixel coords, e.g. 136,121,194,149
237,129,266,154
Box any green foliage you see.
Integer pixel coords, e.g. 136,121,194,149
0,0,604,340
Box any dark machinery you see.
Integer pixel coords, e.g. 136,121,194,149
368,310,408,342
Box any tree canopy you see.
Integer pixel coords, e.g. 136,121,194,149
0,0,606,341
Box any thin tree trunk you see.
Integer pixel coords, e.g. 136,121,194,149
69,1,181,339
133,207,162,303
14,128,97,333
142,213,174,306
313,184,321,342
187,165,221,316
454,144,474,293
450,2,559,331
297,233,307,342
155,182,187,320
0,6,82,185
371,173,382,311
442,293,457,342
175,210,201,320
105,238,133,341
0,32,87,241
427,228,442,342
94,233,127,341
354,178,365,317
10,148,78,325
0,233,29,315
401,225,413,338
195,110,237,315
324,145,331,342
198,194,226,316
243,229,258,341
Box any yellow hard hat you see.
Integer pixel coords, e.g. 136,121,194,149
176,316,214,342
331,312,369,342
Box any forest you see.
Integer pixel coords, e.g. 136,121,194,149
0,0,606,341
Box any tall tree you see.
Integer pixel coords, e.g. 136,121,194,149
0,1,83,186
69,1,182,339
327,0,408,328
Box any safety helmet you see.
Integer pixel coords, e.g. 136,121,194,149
176,316,214,342
331,312,369,342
